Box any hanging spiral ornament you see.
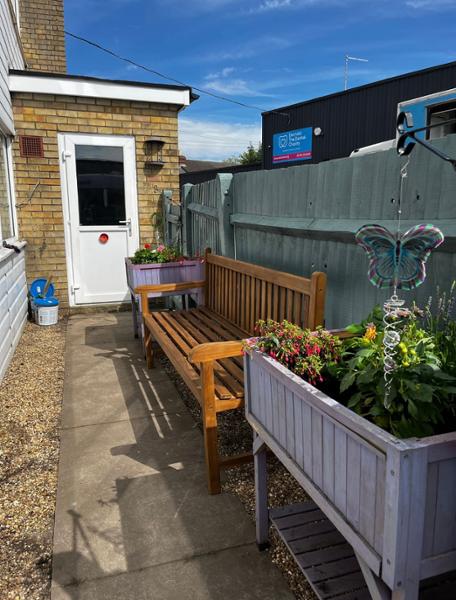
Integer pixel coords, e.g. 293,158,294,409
382,294,407,407
355,152,444,409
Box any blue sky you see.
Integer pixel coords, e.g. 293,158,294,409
65,0,456,161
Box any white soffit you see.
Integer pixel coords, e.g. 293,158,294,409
9,73,191,106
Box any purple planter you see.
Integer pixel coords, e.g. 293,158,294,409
125,258,205,338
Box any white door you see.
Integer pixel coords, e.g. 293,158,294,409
60,134,139,305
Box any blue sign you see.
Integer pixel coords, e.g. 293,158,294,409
272,127,312,164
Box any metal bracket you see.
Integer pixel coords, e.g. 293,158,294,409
396,111,456,171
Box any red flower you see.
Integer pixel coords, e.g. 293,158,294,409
144,243,151,249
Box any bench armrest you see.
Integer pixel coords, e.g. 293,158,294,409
134,280,205,294
188,340,244,364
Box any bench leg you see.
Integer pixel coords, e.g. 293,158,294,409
254,435,269,550
131,293,139,338
144,326,154,369
201,362,221,494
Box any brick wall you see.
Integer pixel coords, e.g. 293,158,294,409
12,92,180,305
19,0,66,73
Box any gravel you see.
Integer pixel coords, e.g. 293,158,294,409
159,354,317,600
0,319,66,600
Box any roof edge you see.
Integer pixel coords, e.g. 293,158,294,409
9,69,198,105
262,59,456,116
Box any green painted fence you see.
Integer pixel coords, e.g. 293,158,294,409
181,135,456,328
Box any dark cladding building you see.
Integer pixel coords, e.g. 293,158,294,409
262,61,456,169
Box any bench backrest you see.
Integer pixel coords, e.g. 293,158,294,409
205,251,326,335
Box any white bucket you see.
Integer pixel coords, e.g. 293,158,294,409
37,304,59,326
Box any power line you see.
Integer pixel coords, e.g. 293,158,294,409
65,30,289,119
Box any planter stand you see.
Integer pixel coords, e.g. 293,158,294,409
125,258,205,340
254,436,456,600
245,350,456,600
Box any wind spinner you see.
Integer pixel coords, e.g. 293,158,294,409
355,162,444,406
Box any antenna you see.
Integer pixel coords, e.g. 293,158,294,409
344,54,369,90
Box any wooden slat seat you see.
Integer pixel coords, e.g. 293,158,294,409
144,307,245,406
136,249,327,494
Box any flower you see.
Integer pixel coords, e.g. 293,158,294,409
363,323,377,342
144,243,151,249
156,244,165,252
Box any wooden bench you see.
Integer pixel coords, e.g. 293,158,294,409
136,250,327,494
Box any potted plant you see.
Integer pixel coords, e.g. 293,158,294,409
125,243,205,338
244,294,456,599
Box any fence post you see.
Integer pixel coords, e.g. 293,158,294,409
216,173,234,258
181,183,193,256
161,189,173,245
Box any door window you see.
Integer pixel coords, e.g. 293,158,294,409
75,145,126,226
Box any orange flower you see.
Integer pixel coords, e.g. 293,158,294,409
363,323,377,342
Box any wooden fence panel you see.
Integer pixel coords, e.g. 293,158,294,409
182,135,456,328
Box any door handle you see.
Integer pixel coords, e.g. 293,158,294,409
118,218,132,236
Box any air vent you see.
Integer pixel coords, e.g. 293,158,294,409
19,136,44,158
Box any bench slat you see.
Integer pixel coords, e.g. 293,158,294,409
198,306,250,339
180,310,244,372
153,312,235,401
173,312,244,398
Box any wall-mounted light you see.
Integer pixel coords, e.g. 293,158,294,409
313,127,323,137
144,137,165,167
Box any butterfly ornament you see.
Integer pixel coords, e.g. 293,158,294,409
356,223,444,408
355,223,444,292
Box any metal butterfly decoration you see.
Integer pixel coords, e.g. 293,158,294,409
355,223,444,292
356,222,444,408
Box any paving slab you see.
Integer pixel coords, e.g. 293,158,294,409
52,544,294,600
52,313,293,599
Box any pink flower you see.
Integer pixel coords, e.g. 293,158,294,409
156,244,165,252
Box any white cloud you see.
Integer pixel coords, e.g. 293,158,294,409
205,67,236,80
249,0,292,13
197,35,292,62
405,0,456,7
179,118,261,161
204,77,273,97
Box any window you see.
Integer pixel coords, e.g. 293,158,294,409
0,137,16,241
75,145,126,226
427,101,456,140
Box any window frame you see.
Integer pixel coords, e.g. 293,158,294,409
0,135,18,244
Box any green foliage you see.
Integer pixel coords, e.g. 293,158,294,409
249,289,456,439
331,305,456,438
130,243,183,265
239,142,263,165
245,319,342,386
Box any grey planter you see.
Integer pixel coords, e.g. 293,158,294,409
125,258,205,338
244,349,456,599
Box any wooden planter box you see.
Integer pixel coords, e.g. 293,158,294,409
245,349,456,599
125,258,205,338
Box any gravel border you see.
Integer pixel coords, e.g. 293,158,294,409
159,353,318,600
0,319,66,600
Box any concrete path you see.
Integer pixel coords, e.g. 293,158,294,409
51,313,294,600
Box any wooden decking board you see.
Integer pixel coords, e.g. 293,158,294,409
313,572,368,599
304,557,361,584
283,519,339,543
271,502,456,599
296,544,355,570
270,501,319,518
420,571,456,599
272,508,326,529
270,503,369,599
290,530,347,555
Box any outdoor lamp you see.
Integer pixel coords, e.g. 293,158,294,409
144,137,165,167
